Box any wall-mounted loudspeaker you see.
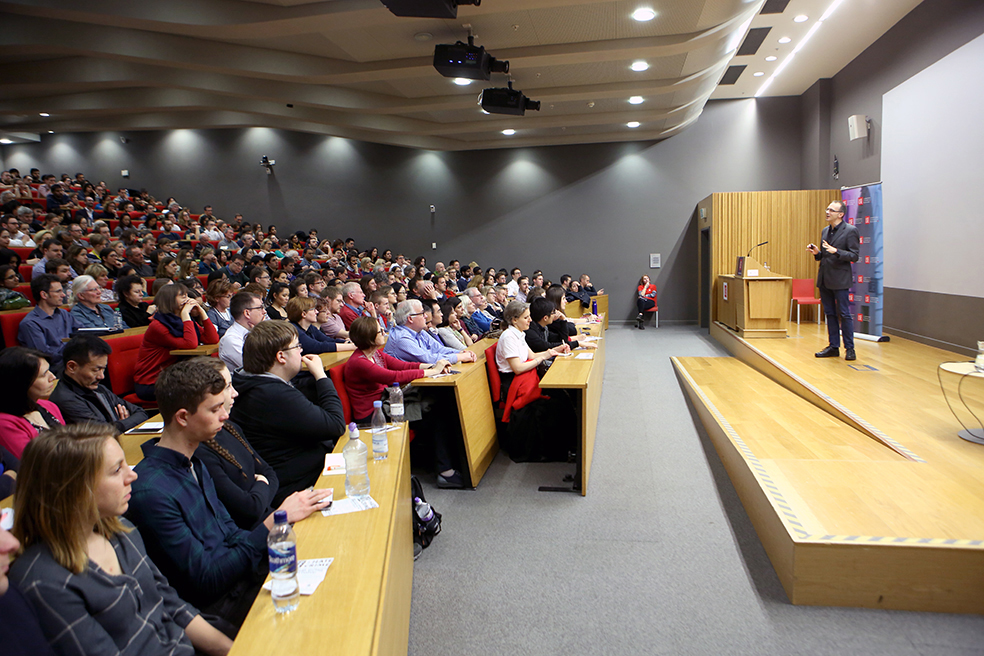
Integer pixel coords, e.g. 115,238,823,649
848,114,868,141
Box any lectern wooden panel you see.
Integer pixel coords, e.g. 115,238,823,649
718,259,791,338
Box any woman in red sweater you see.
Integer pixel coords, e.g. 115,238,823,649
133,283,219,401
341,316,447,423
635,274,657,329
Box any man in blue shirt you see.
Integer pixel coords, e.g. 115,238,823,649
30,238,64,280
18,274,74,369
127,357,329,626
384,299,477,365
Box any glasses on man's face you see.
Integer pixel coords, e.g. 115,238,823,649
281,343,302,353
247,306,265,312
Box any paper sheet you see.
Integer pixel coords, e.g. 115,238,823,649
321,495,379,517
262,558,334,596
126,421,164,434
575,353,594,360
322,454,346,476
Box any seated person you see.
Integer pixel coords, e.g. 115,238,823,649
265,281,289,320
465,287,496,333
115,274,155,328
338,281,374,329
524,297,573,354
17,274,75,369
544,285,597,349
44,257,73,283
0,524,55,656
0,348,64,458
204,279,235,337
565,279,591,308
287,296,355,355
133,283,219,401
384,300,477,366
218,291,264,371
124,244,153,278
10,424,234,656
579,273,604,295
49,334,149,433
342,315,447,419
128,358,329,626
195,358,328,531
69,275,123,329
319,286,349,339
220,253,248,288
436,299,473,351
231,321,346,505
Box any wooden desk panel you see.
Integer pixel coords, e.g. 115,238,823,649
230,424,413,656
564,293,608,329
539,321,605,495
412,338,498,488
170,343,219,356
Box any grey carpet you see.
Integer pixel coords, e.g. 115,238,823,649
409,325,984,656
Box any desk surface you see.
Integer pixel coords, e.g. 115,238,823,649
230,424,413,656
170,343,220,356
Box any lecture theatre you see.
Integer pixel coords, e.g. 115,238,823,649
1,0,983,654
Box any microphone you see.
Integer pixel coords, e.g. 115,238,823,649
747,241,768,258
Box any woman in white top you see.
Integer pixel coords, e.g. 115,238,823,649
495,301,566,402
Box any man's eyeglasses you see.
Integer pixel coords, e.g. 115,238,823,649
281,343,302,352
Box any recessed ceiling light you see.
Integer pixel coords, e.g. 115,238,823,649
453,78,471,86
793,15,809,23
765,55,777,61
630,60,649,72
414,32,433,42
502,129,516,136
628,96,644,105
626,121,641,128
631,8,656,22
778,36,791,44
39,112,50,117
48,131,54,134
0,138,12,144
753,72,764,77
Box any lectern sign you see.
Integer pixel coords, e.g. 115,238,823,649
841,183,883,338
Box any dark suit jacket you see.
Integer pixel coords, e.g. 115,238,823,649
49,375,149,433
814,220,860,290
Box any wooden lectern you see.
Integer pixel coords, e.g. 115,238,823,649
717,256,792,338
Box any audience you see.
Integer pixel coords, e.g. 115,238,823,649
287,296,356,355
17,274,73,369
338,281,373,329
231,321,346,504
115,274,155,327
68,274,122,329
0,347,64,458
218,291,264,371
384,299,478,365
205,279,235,337
49,334,150,432
10,424,234,655
265,281,289,320
318,285,350,339
133,283,220,401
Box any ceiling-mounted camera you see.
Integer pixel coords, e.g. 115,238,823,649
478,81,540,116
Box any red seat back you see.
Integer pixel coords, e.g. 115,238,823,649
13,283,34,304
645,287,658,312
484,342,501,405
106,333,146,398
19,264,34,282
0,309,32,347
791,278,818,301
328,366,352,425
11,247,33,260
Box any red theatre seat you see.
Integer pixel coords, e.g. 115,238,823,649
13,283,34,304
11,247,34,261
328,366,353,425
0,308,32,347
106,333,157,409
19,264,34,282
484,342,503,409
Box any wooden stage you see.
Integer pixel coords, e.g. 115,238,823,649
673,321,984,614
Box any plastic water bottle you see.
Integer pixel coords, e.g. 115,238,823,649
371,400,388,461
389,382,404,423
113,308,123,330
414,497,434,523
343,422,370,498
268,510,299,613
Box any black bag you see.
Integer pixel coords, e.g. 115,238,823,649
411,475,442,553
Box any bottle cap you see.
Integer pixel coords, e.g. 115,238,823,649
274,510,288,524
391,382,400,387
374,400,382,408
348,422,357,434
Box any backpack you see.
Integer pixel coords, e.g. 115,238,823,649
411,475,442,556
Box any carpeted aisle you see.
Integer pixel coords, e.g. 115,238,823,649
409,325,984,656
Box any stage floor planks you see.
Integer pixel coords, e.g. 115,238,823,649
673,323,984,614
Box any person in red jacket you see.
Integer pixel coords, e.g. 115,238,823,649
133,283,219,401
342,316,447,422
635,274,657,329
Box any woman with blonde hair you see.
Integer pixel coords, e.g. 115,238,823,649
83,263,117,302
10,424,233,655
69,275,122,329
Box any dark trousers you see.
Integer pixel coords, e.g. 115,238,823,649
637,297,655,314
818,285,854,350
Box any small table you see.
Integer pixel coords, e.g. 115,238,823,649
938,362,984,444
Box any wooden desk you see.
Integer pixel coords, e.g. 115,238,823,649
539,320,606,495
412,338,499,488
564,293,608,329
230,423,414,656
717,273,791,339
170,343,219,356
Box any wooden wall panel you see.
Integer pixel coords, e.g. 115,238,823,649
700,190,839,325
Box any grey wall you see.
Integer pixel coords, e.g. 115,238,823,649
1,97,803,324
825,0,984,353
799,79,832,190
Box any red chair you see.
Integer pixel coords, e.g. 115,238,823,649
327,366,353,425
11,247,33,260
13,283,34,304
106,333,157,410
642,288,658,328
484,343,503,409
19,264,34,282
789,278,821,325
0,308,32,347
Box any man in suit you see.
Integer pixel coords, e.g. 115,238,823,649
807,200,860,361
